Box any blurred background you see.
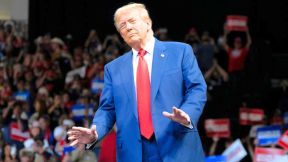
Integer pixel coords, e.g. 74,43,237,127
1,0,288,162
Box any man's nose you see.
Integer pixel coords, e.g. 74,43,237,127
126,22,132,30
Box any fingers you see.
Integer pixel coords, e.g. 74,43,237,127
163,106,180,119
173,106,184,116
67,130,82,137
67,128,85,144
71,126,89,132
69,139,79,147
162,111,174,119
173,106,188,117
67,126,90,136
163,106,187,121
90,125,97,136
91,125,96,131
173,106,180,114
68,135,78,141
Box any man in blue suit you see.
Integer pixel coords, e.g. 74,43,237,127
68,2,207,162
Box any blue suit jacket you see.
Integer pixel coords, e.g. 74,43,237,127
93,39,207,162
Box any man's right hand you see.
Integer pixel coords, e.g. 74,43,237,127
67,125,98,147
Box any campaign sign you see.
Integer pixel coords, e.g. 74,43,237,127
239,108,264,125
205,118,230,138
249,125,264,138
13,91,30,101
222,139,247,162
256,125,282,146
91,78,104,94
10,122,30,142
205,155,226,162
254,147,286,162
225,15,248,31
72,103,94,121
277,130,288,150
63,146,75,154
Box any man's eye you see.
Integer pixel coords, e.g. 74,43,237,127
119,24,126,30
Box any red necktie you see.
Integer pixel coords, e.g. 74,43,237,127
137,49,154,139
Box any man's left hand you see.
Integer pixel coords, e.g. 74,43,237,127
162,106,191,126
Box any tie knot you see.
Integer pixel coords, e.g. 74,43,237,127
138,49,147,57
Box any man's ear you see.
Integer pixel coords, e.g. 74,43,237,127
147,21,152,28
146,22,152,31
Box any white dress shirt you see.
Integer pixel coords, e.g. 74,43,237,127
132,37,155,88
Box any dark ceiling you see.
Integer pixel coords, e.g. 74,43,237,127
29,0,288,53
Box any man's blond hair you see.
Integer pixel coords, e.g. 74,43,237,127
114,3,152,30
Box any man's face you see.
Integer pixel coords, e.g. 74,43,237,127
116,9,150,48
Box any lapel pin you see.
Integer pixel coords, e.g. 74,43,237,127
160,54,165,58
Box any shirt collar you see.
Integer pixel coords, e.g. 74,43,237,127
132,37,155,56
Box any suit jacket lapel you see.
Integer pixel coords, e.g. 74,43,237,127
120,51,138,119
119,40,167,119
151,40,167,102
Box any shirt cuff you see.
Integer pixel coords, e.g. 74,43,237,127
180,115,193,129
85,139,97,150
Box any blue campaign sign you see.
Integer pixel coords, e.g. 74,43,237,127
72,103,94,121
63,146,75,154
13,91,30,101
205,155,226,162
91,78,104,94
256,125,282,146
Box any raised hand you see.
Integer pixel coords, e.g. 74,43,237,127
162,106,191,125
67,125,98,147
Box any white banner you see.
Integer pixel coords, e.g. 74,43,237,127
222,139,247,162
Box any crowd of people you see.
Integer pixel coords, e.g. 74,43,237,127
0,16,287,162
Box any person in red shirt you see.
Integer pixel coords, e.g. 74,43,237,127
223,29,252,73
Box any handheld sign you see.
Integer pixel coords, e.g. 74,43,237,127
254,147,287,162
222,139,247,162
256,125,282,146
205,118,230,138
225,15,248,31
